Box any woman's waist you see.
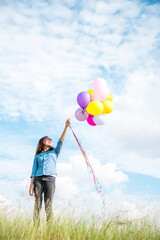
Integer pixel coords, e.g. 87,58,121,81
34,174,56,181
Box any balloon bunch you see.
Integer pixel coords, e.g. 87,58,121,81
75,78,114,126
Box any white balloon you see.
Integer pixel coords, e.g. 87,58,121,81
93,114,106,125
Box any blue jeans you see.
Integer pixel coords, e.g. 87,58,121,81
33,175,56,225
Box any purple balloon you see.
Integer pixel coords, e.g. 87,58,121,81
77,91,92,109
75,108,88,121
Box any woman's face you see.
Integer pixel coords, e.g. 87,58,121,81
43,137,52,147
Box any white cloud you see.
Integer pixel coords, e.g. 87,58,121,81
0,194,11,211
57,154,128,191
0,179,25,211
0,0,159,122
108,200,160,225
0,193,25,218
105,69,160,177
55,176,80,199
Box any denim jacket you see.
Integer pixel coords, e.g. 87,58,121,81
30,139,63,178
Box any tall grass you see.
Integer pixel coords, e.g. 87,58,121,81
0,208,160,240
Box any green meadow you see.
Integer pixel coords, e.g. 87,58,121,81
0,208,160,240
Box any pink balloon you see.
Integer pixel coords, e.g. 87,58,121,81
75,108,88,121
93,78,110,101
87,114,96,126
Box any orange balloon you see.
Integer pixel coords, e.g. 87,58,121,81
106,93,113,102
102,100,114,114
87,89,93,100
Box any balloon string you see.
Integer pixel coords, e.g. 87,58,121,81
69,125,106,210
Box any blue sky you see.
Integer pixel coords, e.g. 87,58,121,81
0,0,160,215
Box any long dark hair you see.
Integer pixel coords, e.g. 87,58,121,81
35,136,55,155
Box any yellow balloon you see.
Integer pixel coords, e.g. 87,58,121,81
87,89,93,100
86,100,104,115
102,100,114,114
106,93,113,102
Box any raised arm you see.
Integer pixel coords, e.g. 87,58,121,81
60,118,71,141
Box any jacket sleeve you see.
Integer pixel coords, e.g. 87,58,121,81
55,139,63,157
30,155,38,178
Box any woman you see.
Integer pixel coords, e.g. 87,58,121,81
29,118,71,226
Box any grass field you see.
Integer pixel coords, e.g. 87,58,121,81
0,208,160,240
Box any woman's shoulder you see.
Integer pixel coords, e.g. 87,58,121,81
36,151,44,157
